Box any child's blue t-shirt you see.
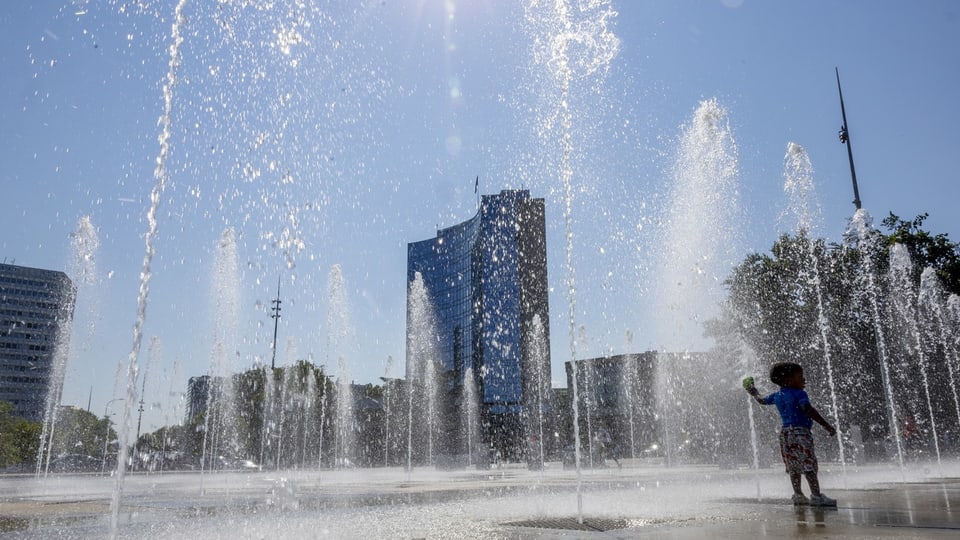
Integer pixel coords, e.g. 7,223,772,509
760,387,812,428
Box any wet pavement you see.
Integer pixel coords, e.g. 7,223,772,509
497,476,960,539
581,480,959,538
1,461,958,538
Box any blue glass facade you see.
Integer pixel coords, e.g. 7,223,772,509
477,192,524,413
407,213,480,386
407,189,551,462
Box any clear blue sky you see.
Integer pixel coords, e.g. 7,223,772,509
2,1,958,432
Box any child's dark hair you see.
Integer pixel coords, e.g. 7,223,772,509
769,362,802,386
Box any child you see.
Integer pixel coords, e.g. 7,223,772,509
743,362,838,506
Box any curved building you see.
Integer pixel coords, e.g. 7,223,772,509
407,189,551,466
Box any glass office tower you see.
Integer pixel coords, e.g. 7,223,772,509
407,189,551,465
0,263,76,422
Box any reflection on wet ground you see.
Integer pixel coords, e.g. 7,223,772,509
0,463,958,538
719,478,960,539
831,479,958,531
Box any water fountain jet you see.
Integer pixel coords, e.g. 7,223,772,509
889,245,943,471
782,142,847,484
847,210,906,477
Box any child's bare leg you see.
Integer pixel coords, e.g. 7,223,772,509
803,471,821,496
790,472,804,495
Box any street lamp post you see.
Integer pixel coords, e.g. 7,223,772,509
836,67,862,210
100,398,124,475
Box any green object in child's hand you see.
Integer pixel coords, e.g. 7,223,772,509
742,376,755,390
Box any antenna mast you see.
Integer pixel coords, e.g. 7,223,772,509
836,67,862,210
270,276,282,369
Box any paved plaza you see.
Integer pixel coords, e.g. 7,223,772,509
1,460,958,538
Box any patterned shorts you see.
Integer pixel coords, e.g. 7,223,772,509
779,426,818,474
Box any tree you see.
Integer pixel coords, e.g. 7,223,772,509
1,401,42,468
0,401,21,466
11,419,42,468
49,406,115,458
710,213,960,462
709,232,883,459
168,360,338,470
882,213,960,295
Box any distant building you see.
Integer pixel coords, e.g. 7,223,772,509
407,189,552,466
566,351,738,465
565,353,660,461
0,263,76,422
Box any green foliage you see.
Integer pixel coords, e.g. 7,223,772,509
141,359,347,468
231,367,266,460
718,213,958,371
165,423,200,454
721,233,839,363
711,212,959,450
49,406,115,458
0,401,43,468
11,420,42,467
882,213,960,294
0,401,17,466
713,233,873,443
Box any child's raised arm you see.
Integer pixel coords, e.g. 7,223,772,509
742,377,768,404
